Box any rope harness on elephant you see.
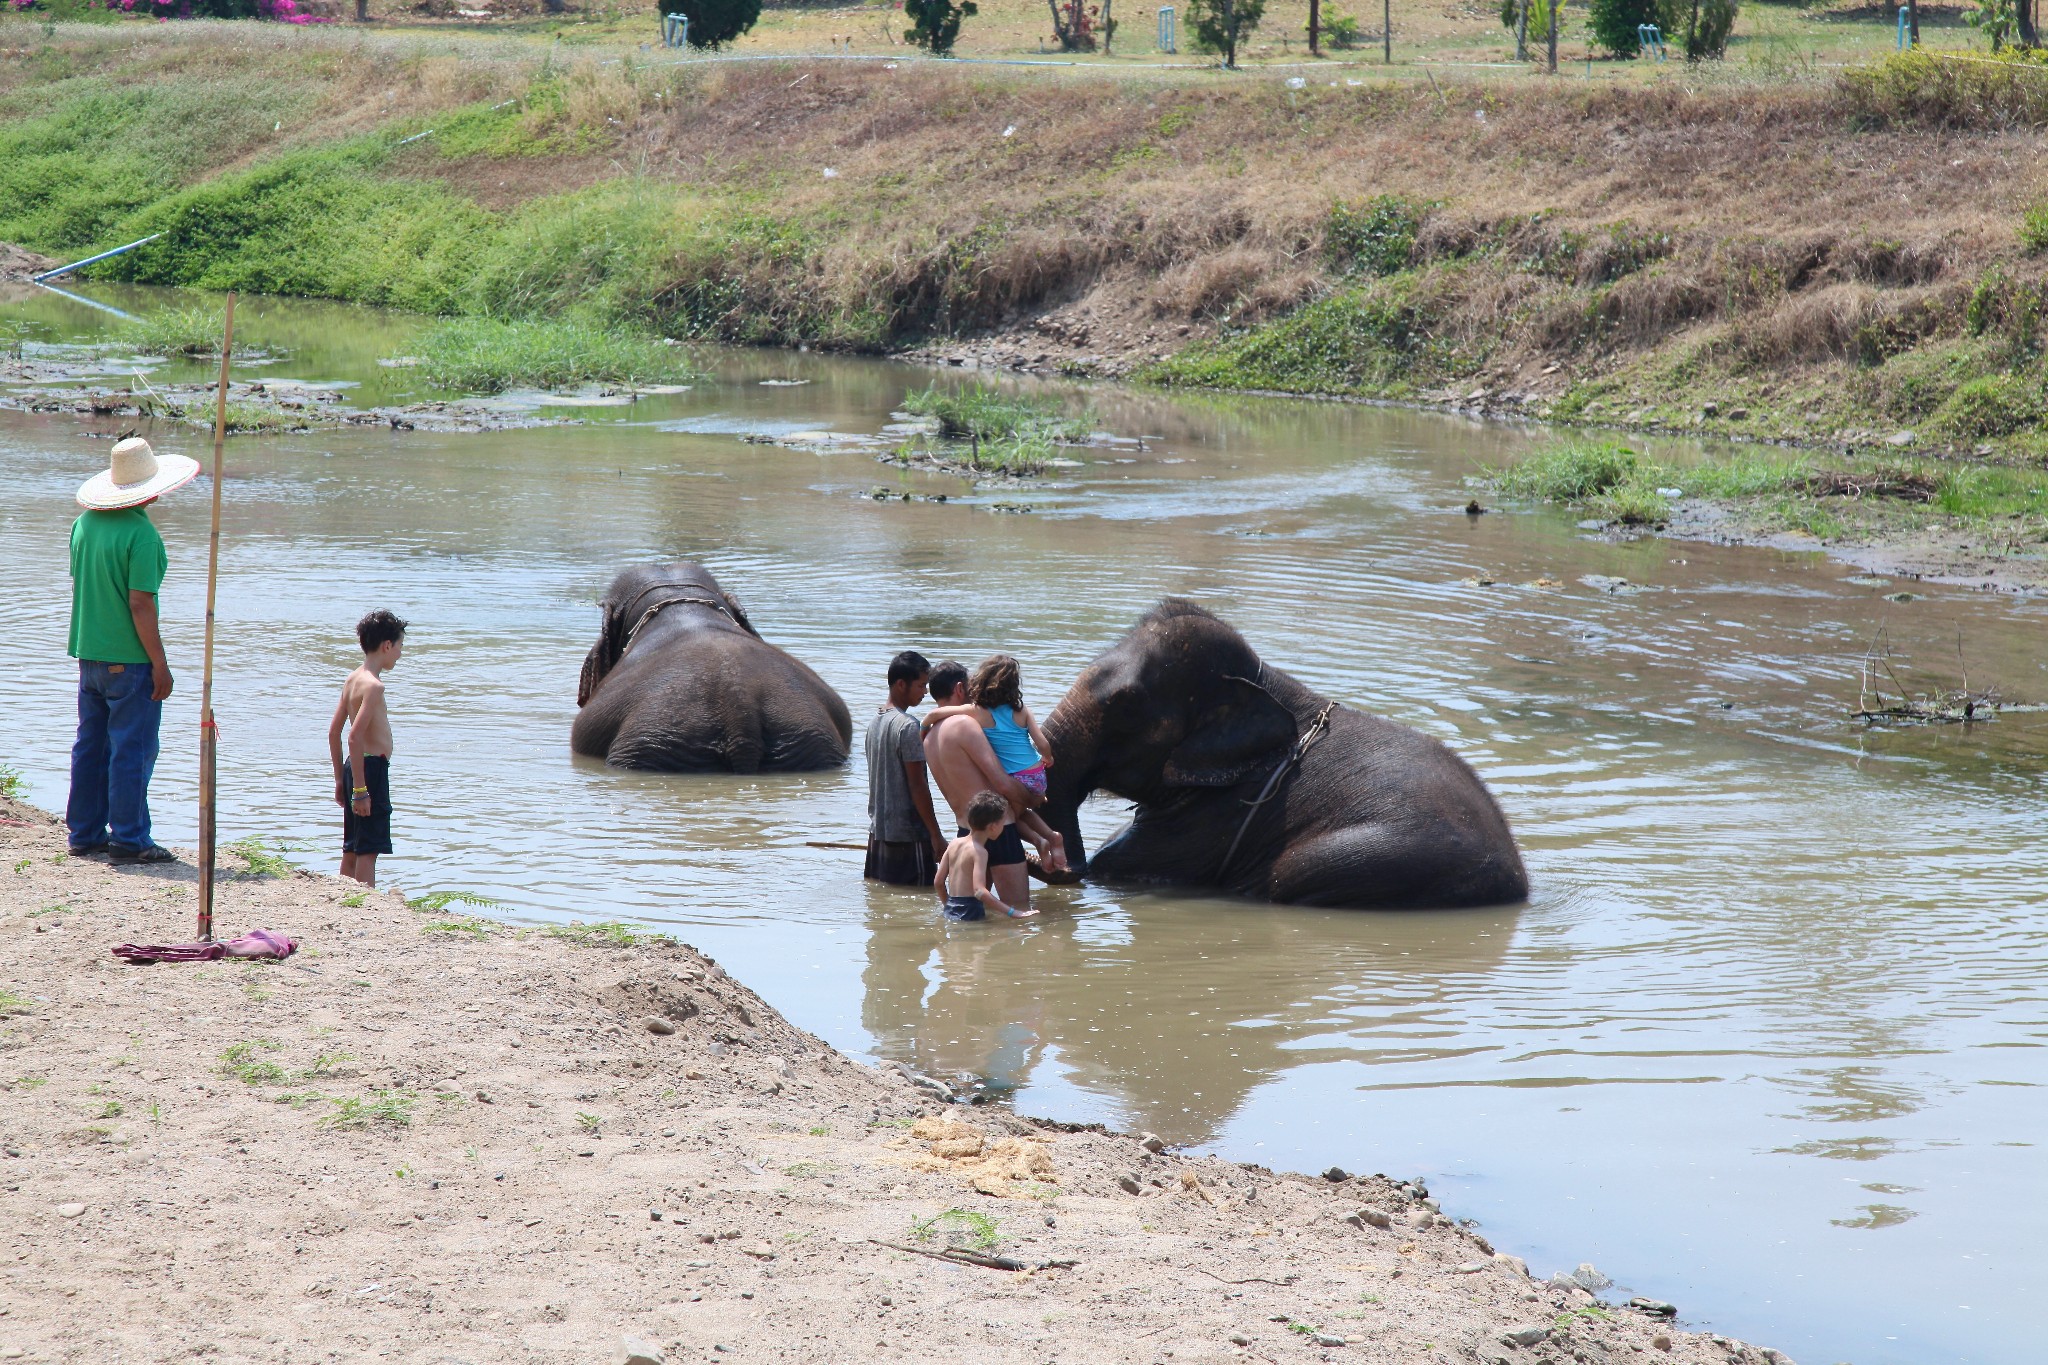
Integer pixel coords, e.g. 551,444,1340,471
617,584,735,653
1214,698,1337,885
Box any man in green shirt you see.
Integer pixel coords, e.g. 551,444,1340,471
66,438,198,863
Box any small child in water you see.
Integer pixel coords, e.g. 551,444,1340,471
936,790,1035,921
327,609,407,887
922,653,1068,874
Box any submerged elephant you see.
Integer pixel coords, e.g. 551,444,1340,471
1039,600,1527,909
572,562,852,772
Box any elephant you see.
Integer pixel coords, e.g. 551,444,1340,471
1039,599,1527,909
572,562,852,772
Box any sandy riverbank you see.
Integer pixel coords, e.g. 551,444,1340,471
0,794,1790,1365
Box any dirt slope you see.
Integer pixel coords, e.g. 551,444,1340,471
0,793,1783,1365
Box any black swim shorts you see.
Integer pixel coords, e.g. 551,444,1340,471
864,836,937,887
342,754,394,856
958,822,1026,867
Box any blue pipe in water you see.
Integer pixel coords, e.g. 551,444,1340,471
30,233,164,284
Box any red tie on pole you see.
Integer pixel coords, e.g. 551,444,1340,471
197,293,236,944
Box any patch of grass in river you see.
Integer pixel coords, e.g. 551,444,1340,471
414,317,694,395
1489,437,2048,547
116,304,228,358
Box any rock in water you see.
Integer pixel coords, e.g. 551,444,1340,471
1630,1297,1677,1317
1571,1262,1613,1290
621,1336,665,1365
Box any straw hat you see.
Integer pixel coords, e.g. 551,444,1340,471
76,437,200,511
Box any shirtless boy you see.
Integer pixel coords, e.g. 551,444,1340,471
936,790,1035,921
328,609,407,886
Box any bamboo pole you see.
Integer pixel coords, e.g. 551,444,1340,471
197,293,236,944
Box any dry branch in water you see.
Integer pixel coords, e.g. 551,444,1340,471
1853,625,2012,724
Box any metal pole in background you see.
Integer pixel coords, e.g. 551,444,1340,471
197,292,236,944
1383,0,1390,62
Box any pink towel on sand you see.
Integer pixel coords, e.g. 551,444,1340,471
112,929,297,964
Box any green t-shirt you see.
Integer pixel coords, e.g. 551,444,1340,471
68,506,167,664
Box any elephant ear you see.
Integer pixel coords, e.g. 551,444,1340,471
576,596,632,707
721,590,761,638
1160,685,1298,788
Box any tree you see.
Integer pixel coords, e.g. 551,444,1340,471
1967,0,2017,49
905,0,977,52
1308,0,1320,54
1507,0,1548,64
1189,0,1265,66
1588,0,1660,55
657,0,762,49
1047,0,1103,50
1656,0,1735,58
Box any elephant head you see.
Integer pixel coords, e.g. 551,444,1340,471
1043,599,1300,871
577,563,759,707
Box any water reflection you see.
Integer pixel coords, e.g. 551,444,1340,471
862,879,1519,1142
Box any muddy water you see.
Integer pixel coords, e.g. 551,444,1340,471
5,287,2047,1365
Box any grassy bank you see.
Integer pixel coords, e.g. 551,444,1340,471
1487,436,2048,551
8,26,2048,530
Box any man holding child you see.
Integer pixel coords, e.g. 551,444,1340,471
865,653,1041,919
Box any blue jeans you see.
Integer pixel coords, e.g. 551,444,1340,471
66,660,162,852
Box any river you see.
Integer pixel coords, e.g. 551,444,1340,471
3,286,2044,1365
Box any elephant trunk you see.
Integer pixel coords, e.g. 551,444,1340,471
1041,698,1098,874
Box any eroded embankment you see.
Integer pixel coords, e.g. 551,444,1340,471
0,794,1776,1363
13,29,2048,572
5,31,2048,446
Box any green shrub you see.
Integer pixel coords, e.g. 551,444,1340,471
415,318,696,394
1318,12,1364,46
905,0,979,52
1187,0,1266,65
658,0,763,49
1931,373,2046,438
1659,0,1736,59
1840,49,2048,130
2020,206,2048,255
1588,0,1661,55
1325,196,1424,277
1491,440,1652,501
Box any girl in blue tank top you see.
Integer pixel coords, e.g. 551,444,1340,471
921,653,1067,873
